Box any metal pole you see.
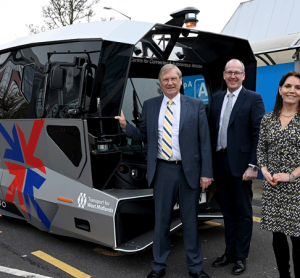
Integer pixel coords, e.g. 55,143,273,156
103,7,131,20
293,48,300,71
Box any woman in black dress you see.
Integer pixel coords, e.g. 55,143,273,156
257,71,300,278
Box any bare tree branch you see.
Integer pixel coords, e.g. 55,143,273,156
26,24,46,35
27,0,100,34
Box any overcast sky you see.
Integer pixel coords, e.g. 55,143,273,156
0,0,246,45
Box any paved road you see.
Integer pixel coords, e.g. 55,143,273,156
0,201,292,278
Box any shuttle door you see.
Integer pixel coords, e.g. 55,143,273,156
43,119,87,180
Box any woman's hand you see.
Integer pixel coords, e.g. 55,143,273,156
273,173,290,183
261,166,277,186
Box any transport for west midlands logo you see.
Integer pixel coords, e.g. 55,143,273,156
78,193,87,208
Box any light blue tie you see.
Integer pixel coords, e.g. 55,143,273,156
220,94,234,149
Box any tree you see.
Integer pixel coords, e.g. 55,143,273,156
28,0,100,34
27,25,46,35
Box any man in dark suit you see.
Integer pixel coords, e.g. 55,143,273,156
115,64,213,278
209,59,265,275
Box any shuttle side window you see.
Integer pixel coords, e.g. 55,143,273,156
92,42,132,117
118,78,163,158
21,63,35,103
0,57,28,119
46,125,82,167
43,64,82,118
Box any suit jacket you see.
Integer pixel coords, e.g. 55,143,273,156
124,94,213,189
209,86,265,177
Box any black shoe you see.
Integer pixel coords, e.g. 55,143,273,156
212,254,235,267
147,270,165,278
189,270,210,278
232,260,246,275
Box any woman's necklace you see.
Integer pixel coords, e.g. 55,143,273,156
280,110,298,118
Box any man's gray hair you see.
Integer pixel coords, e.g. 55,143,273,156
224,59,245,72
158,64,182,81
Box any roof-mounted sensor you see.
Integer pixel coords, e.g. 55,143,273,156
165,7,200,28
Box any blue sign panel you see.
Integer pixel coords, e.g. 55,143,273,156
257,62,294,113
182,75,209,104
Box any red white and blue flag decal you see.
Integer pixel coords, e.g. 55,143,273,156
0,120,50,229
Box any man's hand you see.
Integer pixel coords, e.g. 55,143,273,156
242,167,258,181
115,110,127,130
200,177,212,192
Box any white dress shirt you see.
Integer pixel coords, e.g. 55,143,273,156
157,93,181,160
216,86,242,151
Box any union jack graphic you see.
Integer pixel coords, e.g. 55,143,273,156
0,120,50,229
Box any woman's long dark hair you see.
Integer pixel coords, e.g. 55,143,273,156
273,71,300,119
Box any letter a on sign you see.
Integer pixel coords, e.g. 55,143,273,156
197,82,208,98
182,75,209,104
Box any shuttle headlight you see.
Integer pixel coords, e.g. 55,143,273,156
131,168,144,180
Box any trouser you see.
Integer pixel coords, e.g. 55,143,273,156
151,160,202,273
273,232,300,278
214,151,253,259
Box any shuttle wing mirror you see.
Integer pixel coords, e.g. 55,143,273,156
49,67,66,90
48,56,85,90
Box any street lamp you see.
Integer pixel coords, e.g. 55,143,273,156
103,7,131,20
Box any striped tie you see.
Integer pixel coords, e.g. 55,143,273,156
161,100,173,160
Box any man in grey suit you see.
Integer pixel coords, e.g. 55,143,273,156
209,59,265,275
115,64,213,278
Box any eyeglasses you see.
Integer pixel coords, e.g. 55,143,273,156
162,77,180,83
225,71,244,76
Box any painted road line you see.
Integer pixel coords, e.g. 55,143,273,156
199,221,221,230
0,266,53,278
175,221,221,236
32,251,91,278
198,218,261,229
253,216,261,223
